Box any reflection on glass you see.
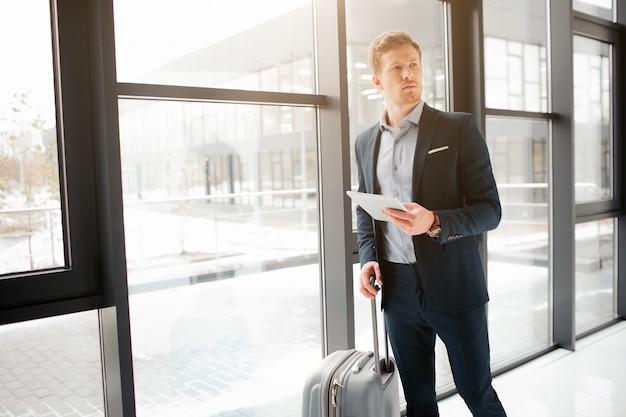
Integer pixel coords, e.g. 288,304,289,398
575,219,616,334
118,100,321,416
574,0,614,21
483,0,548,112
113,0,314,93
486,117,552,363
573,36,613,203
345,0,449,394
0,2,64,275
0,311,104,416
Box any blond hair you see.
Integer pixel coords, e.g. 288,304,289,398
368,30,422,75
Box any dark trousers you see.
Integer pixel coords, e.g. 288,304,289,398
381,261,507,417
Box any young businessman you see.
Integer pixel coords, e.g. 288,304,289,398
355,30,507,417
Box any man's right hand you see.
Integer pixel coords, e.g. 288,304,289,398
359,261,382,299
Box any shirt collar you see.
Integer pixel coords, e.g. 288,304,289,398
379,100,425,132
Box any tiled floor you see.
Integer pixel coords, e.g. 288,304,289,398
438,320,626,417
1,308,624,417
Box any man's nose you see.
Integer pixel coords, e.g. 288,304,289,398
402,68,414,79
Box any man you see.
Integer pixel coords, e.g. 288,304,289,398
355,30,507,417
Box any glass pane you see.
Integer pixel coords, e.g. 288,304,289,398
0,311,104,416
113,0,314,93
574,0,614,21
345,0,448,394
483,0,548,112
0,2,64,275
118,100,321,417
486,117,552,362
573,36,613,203
575,219,616,334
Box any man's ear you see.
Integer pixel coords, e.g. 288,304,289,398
372,74,383,90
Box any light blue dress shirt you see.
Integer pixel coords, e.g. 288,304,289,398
376,100,425,264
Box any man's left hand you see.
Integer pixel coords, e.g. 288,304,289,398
383,202,434,236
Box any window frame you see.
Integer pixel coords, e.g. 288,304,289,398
572,12,623,221
0,0,107,321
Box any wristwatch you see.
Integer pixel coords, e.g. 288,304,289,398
426,211,442,238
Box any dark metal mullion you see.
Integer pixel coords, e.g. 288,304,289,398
314,0,354,357
117,82,326,107
485,108,559,120
576,201,622,219
575,208,625,225
617,0,626,319
86,0,137,415
447,0,485,121
572,10,623,36
50,0,72,273
550,0,576,351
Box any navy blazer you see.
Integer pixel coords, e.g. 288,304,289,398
354,104,501,314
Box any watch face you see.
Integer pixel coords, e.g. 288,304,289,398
427,225,442,238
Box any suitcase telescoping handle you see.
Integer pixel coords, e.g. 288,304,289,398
370,275,390,378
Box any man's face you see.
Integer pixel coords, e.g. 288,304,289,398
372,43,423,108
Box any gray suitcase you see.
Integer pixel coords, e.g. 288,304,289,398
301,286,400,417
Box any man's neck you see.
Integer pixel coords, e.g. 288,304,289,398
385,101,420,131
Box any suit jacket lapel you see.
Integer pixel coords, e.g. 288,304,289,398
412,104,440,198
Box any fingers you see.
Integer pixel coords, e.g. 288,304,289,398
383,203,433,236
359,262,381,299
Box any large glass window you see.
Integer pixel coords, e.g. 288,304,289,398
483,0,548,112
118,100,321,416
572,17,618,338
573,36,613,203
113,0,329,413
0,1,64,275
113,0,323,412
119,101,318,281
113,0,314,93
483,0,552,365
486,117,552,362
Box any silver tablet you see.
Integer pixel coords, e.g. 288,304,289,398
346,191,408,221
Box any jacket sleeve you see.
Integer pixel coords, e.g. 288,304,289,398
425,113,501,244
354,131,378,266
